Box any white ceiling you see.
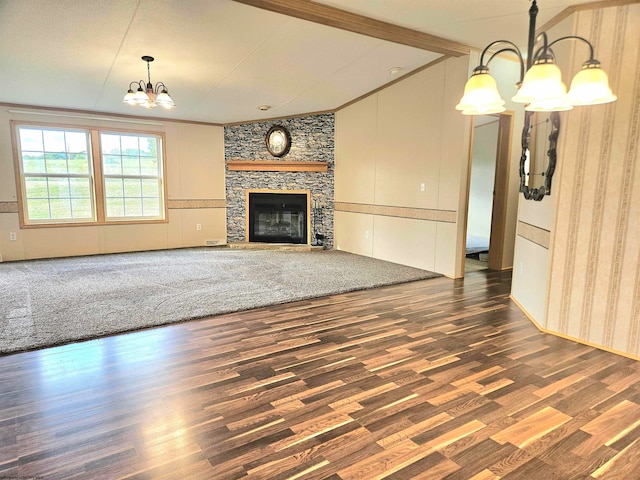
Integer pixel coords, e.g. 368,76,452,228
0,0,600,124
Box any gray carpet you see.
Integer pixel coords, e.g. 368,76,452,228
0,248,440,354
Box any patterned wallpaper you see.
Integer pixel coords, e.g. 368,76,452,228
224,114,335,247
545,4,640,357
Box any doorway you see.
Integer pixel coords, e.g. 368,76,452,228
463,112,514,274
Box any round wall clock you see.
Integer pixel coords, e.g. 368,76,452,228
265,125,291,157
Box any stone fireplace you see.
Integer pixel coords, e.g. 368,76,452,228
224,113,334,248
247,191,309,244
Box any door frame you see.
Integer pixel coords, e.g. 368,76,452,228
461,111,515,273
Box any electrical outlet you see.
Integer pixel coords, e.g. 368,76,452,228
365,230,370,239
9,232,16,241
420,183,425,192
196,223,202,231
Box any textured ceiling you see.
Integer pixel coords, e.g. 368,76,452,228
0,0,602,124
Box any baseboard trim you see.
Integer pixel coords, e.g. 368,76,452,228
510,295,640,362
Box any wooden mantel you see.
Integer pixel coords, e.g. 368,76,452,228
226,160,328,172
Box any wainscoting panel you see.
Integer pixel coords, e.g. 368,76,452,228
0,201,18,213
167,199,226,209
517,221,551,250
335,202,456,223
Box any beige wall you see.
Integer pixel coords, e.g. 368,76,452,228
335,52,524,277
0,108,226,261
545,3,640,357
509,14,574,325
487,56,526,271
468,120,499,239
334,57,472,276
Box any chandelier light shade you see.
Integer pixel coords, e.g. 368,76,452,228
567,61,617,105
456,0,616,115
123,56,175,109
512,60,567,106
456,67,506,115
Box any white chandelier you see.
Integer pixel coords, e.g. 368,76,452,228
123,56,175,110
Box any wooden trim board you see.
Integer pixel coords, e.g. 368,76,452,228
232,0,470,56
227,160,328,172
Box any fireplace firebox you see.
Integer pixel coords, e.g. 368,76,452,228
248,192,308,244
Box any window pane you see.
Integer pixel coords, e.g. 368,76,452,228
68,153,89,174
122,156,140,176
49,198,72,218
106,197,124,217
103,155,122,175
47,178,70,198
101,134,121,154
66,131,88,153
142,198,160,216
141,178,159,197
104,178,124,197
23,153,45,173
71,198,93,218
20,128,44,152
120,135,139,155
123,178,141,197
45,153,68,174
124,197,143,216
43,130,66,152
69,178,91,198
27,199,50,219
25,177,48,199
140,137,157,156
140,156,158,176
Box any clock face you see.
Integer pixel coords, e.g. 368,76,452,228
266,125,291,157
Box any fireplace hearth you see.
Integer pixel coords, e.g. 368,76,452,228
248,192,308,244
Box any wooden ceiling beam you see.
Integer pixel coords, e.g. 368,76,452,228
232,0,471,57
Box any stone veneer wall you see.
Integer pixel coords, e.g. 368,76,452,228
225,113,334,248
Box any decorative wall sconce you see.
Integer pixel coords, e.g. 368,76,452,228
456,0,616,200
123,56,175,110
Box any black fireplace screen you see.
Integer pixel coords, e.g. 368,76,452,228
248,193,308,244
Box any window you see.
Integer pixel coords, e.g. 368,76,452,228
18,127,94,222
14,123,166,226
101,133,163,220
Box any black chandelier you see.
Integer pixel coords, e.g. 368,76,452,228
456,1,616,115
456,1,616,201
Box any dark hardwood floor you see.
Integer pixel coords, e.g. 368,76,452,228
2,269,640,479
